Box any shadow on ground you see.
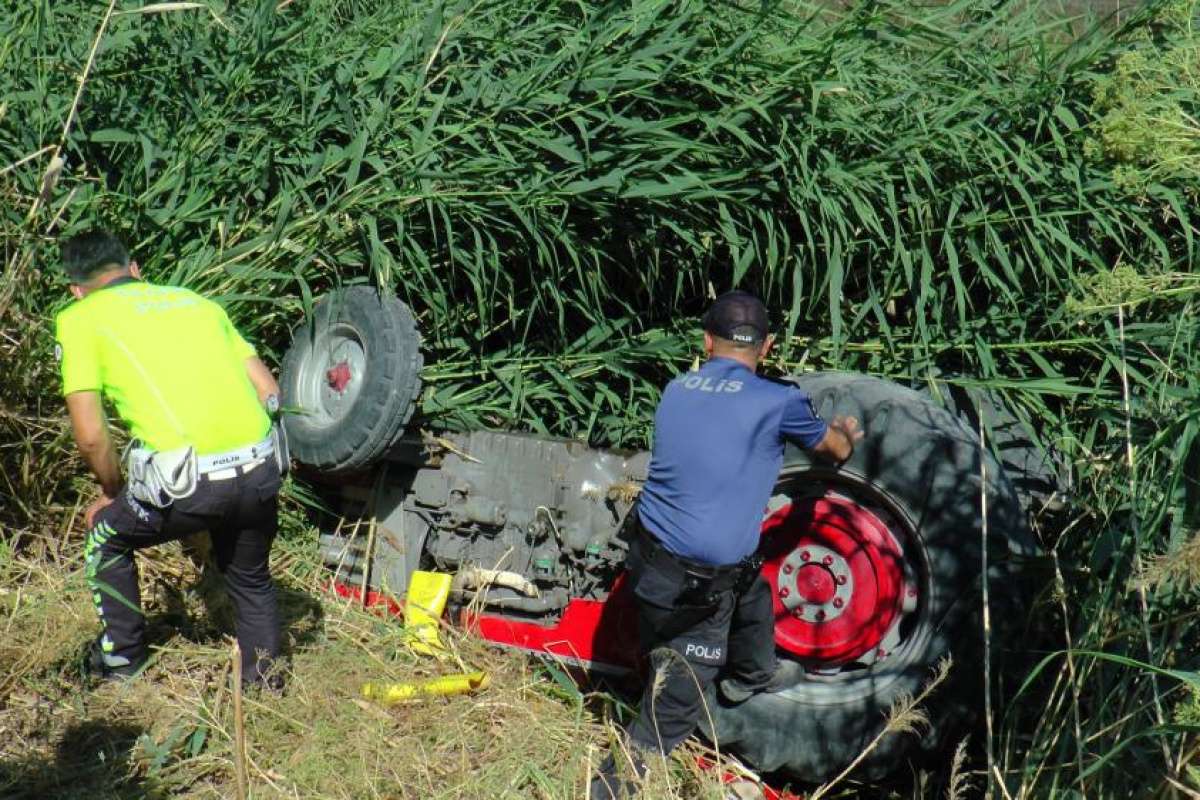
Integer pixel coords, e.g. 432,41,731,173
0,720,166,800
0,582,324,799
153,565,327,659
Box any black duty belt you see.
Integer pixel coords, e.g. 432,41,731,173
634,517,763,597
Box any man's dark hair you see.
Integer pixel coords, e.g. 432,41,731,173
60,229,130,284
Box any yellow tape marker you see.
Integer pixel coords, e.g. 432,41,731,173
361,671,491,706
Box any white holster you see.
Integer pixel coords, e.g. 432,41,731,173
125,445,199,508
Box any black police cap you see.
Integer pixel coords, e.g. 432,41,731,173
703,290,768,345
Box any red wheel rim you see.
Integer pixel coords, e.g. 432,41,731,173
326,361,352,393
760,492,912,665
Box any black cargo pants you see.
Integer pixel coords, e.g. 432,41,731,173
86,460,282,684
625,530,777,755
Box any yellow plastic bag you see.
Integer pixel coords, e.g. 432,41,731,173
361,671,491,706
404,570,451,656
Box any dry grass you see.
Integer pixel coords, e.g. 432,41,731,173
944,739,972,800
808,658,953,800
0,521,739,799
1138,530,1200,592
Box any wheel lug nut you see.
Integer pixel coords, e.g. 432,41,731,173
782,564,794,575
832,598,844,609
779,587,790,598
822,555,834,566
835,575,847,585
815,610,826,621
800,550,811,562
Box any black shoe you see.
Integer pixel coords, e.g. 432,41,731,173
719,660,803,704
589,751,647,800
589,771,630,800
83,637,147,684
243,670,286,697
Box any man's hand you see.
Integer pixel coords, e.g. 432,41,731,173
813,415,864,464
830,415,864,444
85,493,116,529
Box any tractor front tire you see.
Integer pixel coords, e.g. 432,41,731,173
280,286,423,474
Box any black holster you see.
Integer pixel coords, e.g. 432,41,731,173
633,518,761,606
734,553,764,595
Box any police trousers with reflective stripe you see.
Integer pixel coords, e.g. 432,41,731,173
86,462,282,684
624,533,777,755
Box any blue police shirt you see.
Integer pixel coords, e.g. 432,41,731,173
637,357,828,566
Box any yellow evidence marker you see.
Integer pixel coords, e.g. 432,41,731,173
404,570,452,656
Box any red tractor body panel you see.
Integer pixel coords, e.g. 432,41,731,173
468,574,641,673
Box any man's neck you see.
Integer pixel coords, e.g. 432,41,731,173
709,352,758,371
81,269,135,297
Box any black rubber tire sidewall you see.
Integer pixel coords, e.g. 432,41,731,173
280,286,423,474
703,371,1035,782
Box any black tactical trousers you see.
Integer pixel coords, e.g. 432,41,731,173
86,461,282,683
624,533,777,755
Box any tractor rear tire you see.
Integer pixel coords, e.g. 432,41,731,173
703,372,1038,782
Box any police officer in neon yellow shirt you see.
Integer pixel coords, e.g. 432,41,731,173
56,229,285,687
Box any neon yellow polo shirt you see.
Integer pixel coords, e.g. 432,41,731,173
55,279,270,455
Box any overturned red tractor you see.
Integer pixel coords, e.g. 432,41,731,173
280,287,1045,782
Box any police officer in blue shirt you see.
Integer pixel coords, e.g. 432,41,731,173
591,291,862,799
